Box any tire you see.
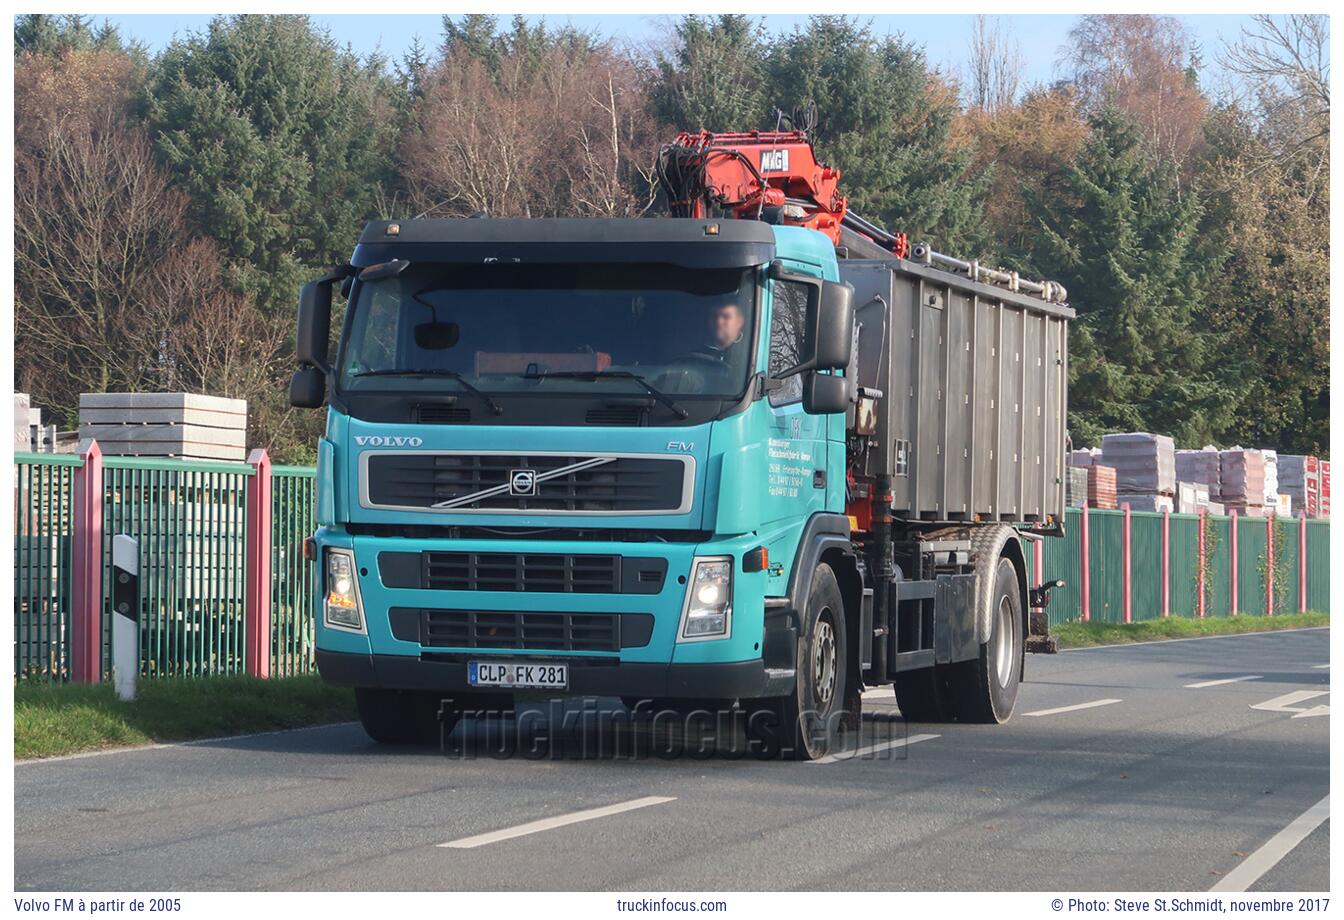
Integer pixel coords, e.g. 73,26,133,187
952,556,1024,723
893,665,957,722
355,687,452,745
746,563,849,760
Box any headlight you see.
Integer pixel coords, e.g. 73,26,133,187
679,557,732,640
325,549,365,632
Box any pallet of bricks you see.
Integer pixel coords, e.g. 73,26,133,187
1277,454,1332,518
1069,448,1116,509
1218,447,1267,517
78,392,247,461
1175,447,1223,515
1101,433,1174,513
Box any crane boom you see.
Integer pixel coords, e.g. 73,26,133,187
656,127,1067,303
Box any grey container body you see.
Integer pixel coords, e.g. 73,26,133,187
841,258,1072,525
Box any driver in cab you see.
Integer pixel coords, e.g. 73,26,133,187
693,302,748,374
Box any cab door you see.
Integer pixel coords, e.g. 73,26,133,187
762,269,830,526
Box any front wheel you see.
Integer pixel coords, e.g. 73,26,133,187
745,563,849,760
355,687,451,744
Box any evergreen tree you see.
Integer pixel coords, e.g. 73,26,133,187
764,16,990,253
649,15,769,132
15,14,127,57
1026,108,1240,446
145,15,400,315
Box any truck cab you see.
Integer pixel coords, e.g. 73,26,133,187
293,217,865,757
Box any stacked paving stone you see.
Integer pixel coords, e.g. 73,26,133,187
1101,433,1176,512
1065,466,1089,508
1176,448,1221,497
79,393,248,461
1217,448,1267,516
1086,464,1117,509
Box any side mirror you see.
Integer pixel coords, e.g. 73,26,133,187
812,280,854,371
802,372,848,415
289,365,326,409
297,278,334,372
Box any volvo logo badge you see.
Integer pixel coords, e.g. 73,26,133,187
509,469,538,496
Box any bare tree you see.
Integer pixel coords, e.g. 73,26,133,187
1219,14,1329,187
1220,14,1328,119
968,15,1023,113
1061,14,1208,169
402,40,658,220
14,48,285,446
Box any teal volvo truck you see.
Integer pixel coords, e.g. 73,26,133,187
290,131,1073,759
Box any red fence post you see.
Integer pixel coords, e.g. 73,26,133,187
70,439,103,684
1299,512,1308,612
1229,508,1239,615
1197,508,1206,618
1121,502,1132,624
1080,504,1091,623
1161,508,1170,618
1266,513,1275,616
245,449,273,678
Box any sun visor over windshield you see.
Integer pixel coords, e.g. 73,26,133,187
352,218,776,271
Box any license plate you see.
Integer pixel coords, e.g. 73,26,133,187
468,660,569,690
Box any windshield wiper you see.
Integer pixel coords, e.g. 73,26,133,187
350,369,503,416
523,369,688,420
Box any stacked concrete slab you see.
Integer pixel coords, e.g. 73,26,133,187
1065,466,1089,508
1101,433,1176,497
1120,494,1174,513
1175,449,1221,497
79,393,247,461
1217,448,1267,516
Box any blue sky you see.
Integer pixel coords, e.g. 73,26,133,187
93,13,1258,92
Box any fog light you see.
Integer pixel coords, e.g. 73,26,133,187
325,549,364,632
680,557,732,640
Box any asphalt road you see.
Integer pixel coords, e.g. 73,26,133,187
14,627,1329,892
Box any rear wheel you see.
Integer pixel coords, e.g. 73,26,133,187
893,665,956,722
745,563,849,760
953,556,1024,723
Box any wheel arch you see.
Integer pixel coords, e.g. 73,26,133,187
776,513,862,684
970,525,1029,646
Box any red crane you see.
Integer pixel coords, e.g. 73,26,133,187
656,128,909,259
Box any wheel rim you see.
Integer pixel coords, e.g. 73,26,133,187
994,594,1015,688
812,614,837,707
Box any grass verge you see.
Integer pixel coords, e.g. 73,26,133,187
15,673,355,761
1053,611,1328,649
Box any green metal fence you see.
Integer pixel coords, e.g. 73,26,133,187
101,456,253,678
272,466,317,677
10,452,1335,680
14,453,80,680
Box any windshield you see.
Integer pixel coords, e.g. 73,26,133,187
337,262,758,400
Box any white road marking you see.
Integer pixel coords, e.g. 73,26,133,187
1210,794,1329,892
811,733,940,765
1023,698,1122,717
1312,664,1329,669
1185,675,1263,689
862,688,893,700
438,796,676,849
1250,690,1329,715
1292,705,1329,719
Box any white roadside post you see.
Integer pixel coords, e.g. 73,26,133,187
111,534,139,701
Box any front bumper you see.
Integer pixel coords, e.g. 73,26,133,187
317,649,793,700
